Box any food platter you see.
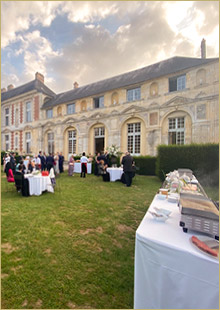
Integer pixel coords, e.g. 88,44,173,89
190,236,219,260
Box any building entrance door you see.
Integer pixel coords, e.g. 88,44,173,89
94,127,105,154
95,137,104,154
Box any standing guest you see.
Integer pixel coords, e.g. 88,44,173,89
68,154,75,176
10,152,16,174
80,152,88,178
40,151,46,171
54,152,60,175
16,160,25,174
27,158,34,173
33,154,41,170
121,151,134,187
94,152,100,176
14,164,24,192
46,153,54,171
104,150,110,167
38,151,43,170
59,152,64,173
3,153,10,172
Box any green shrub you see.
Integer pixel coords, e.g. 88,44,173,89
156,143,219,186
133,156,157,175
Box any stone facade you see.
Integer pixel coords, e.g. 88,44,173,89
1,57,219,159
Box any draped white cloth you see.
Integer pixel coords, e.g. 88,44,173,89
25,175,54,196
106,167,123,182
74,162,91,174
134,194,219,309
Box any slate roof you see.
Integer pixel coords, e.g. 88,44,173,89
42,56,218,109
1,79,56,102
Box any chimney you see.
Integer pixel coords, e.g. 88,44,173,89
74,81,79,89
201,38,206,59
7,84,14,91
35,72,44,83
1,88,7,93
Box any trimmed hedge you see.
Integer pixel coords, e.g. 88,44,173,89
133,156,157,175
156,143,219,185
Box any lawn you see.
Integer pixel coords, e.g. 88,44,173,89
1,171,161,309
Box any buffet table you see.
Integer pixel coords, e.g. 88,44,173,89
134,194,219,309
106,167,123,182
74,162,92,174
24,174,54,196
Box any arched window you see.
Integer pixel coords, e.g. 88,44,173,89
127,122,141,155
48,132,54,154
68,129,77,155
196,69,206,86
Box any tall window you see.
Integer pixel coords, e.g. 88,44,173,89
68,130,76,154
15,134,19,150
26,101,32,122
168,117,185,145
67,103,75,114
127,87,141,102
5,108,9,126
94,96,104,109
5,134,9,151
169,75,186,92
46,109,53,119
127,122,141,155
25,132,31,154
48,132,54,154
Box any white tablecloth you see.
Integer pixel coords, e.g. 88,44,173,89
134,194,219,309
74,162,92,174
106,167,123,182
25,175,54,196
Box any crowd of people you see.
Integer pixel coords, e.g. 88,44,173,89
3,149,136,190
3,151,65,194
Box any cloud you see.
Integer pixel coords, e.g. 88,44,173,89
1,1,61,48
1,1,219,94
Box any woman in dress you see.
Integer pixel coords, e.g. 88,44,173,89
54,152,60,175
68,154,75,176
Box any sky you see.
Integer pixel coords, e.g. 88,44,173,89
1,1,219,94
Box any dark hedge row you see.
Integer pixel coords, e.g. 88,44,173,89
133,156,157,175
156,143,219,186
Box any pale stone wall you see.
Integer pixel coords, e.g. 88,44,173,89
1,61,219,159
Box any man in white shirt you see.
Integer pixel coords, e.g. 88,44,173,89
33,155,41,170
80,152,88,178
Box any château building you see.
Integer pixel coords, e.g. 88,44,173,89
1,42,219,159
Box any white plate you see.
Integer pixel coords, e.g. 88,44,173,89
157,194,167,200
190,236,219,260
154,207,171,216
149,211,169,222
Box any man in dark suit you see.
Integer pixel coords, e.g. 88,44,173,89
121,151,134,187
46,153,54,171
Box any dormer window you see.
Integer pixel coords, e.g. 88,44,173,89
67,103,75,114
46,109,53,119
169,75,186,92
94,96,104,109
127,87,141,102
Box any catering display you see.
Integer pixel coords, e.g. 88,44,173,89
134,168,219,309
179,193,219,239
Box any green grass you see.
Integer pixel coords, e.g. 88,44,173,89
1,171,161,309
